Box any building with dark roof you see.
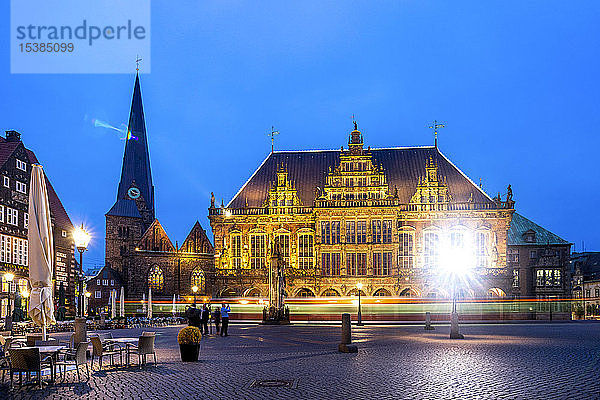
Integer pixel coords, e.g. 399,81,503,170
0,130,76,318
209,124,517,300
105,73,214,301
507,213,572,318
571,252,600,318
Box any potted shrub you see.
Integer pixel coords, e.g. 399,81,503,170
177,326,202,361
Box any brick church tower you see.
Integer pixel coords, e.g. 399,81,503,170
105,72,155,276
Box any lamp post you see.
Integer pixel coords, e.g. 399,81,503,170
84,291,91,316
3,272,14,331
73,224,91,318
356,282,363,326
192,285,199,304
21,288,29,320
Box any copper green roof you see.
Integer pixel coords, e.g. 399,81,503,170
508,213,570,246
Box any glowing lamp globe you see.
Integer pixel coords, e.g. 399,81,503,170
73,224,91,252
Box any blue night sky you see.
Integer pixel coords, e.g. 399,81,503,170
1,1,598,268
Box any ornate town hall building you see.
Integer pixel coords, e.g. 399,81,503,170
105,73,214,300
208,126,517,299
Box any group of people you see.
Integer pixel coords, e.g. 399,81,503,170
186,302,230,336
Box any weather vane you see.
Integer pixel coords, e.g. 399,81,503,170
268,126,280,153
429,120,446,148
136,55,142,72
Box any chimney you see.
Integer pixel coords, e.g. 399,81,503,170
5,130,21,142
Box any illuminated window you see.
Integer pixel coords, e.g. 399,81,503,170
298,234,314,269
373,252,392,276
322,253,340,276
16,181,26,194
399,232,414,270
382,220,393,243
476,231,488,268
512,269,519,288
424,232,439,269
321,221,340,244
95,291,101,299
0,205,3,223
356,221,367,244
346,221,356,244
371,220,382,243
535,269,561,287
249,234,266,268
231,234,242,268
508,248,519,263
274,234,290,264
148,265,164,291
347,253,367,276
191,268,205,292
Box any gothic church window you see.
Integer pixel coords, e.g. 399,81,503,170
191,268,205,293
148,265,164,291
274,234,290,264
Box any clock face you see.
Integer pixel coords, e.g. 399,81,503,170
127,187,141,199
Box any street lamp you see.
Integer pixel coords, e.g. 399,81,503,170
356,282,363,326
3,272,14,331
84,291,91,316
73,224,91,318
192,285,199,304
21,288,29,320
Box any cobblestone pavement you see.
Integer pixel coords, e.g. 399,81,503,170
1,322,599,399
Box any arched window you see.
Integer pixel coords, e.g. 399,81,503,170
148,265,164,292
296,288,315,297
373,288,391,297
191,268,205,293
321,288,340,297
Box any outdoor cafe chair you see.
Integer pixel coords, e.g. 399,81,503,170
8,347,54,388
55,341,90,382
90,336,122,370
125,334,157,368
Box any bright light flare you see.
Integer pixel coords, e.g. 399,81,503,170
73,224,91,251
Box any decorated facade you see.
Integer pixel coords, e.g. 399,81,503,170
209,125,516,299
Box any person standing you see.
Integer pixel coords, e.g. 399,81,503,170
220,303,230,337
200,304,210,334
186,303,200,328
213,306,221,335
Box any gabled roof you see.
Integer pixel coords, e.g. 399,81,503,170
137,219,175,252
180,221,214,254
112,73,154,217
23,147,73,230
228,146,493,208
508,213,570,246
105,198,142,218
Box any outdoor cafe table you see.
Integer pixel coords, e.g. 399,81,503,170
105,338,138,366
20,345,66,383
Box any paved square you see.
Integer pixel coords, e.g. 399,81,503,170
2,322,599,399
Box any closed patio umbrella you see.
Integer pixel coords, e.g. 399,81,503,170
27,165,55,340
111,289,117,319
120,286,125,318
147,288,152,319
171,294,176,316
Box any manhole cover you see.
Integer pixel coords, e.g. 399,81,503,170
250,379,298,389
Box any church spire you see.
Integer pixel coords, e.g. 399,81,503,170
115,72,155,218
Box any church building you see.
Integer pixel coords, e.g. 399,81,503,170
105,73,214,300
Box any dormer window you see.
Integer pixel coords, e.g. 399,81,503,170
523,230,536,243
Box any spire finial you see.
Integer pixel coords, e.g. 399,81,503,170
268,126,280,153
428,120,446,148
136,55,142,72
352,114,358,131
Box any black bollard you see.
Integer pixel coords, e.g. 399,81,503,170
338,313,358,353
